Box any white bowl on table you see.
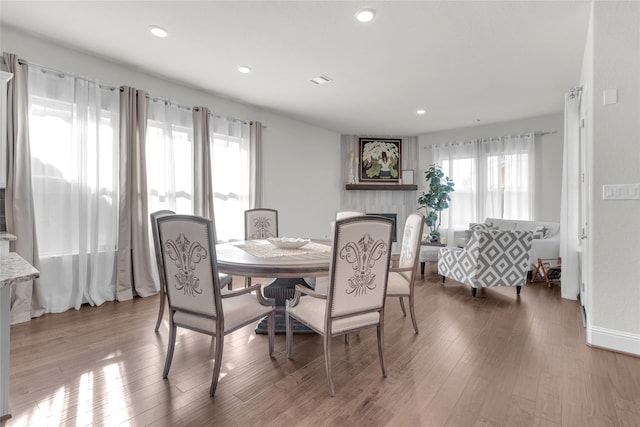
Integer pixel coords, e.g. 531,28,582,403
267,237,310,249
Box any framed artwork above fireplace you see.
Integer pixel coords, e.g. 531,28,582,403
359,137,401,183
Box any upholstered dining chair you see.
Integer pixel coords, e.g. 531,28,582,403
156,214,275,397
327,210,364,246
151,210,232,332
439,229,533,297
320,210,366,295
244,208,279,287
245,208,278,240
335,210,365,220
285,215,394,396
386,212,424,334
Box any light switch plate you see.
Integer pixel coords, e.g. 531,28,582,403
602,183,640,200
603,89,618,105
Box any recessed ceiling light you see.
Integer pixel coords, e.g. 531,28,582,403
309,75,332,85
416,109,426,115
356,8,376,23
238,66,252,74
149,26,168,38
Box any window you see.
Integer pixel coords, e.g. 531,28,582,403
28,69,120,310
441,156,477,233
146,100,194,215
25,65,254,312
486,151,531,220
433,133,534,242
209,116,251,242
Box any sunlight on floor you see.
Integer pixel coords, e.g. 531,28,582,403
77,371,93,425
104,362,130,424
12,362,132,426
23,384,66,426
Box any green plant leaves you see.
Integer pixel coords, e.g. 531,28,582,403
417,165,455,240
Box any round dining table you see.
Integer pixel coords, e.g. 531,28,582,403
215,239,332,333
215,239,332,279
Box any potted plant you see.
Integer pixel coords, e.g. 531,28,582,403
417,164,455,243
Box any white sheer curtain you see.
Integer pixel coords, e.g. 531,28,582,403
479,134,534,220
209,116,251,242
432,141,478,244
145,99,194,288
10,54,258,312
560,90,581,300
146,99,193,215
28,67,120,312
434,133,534,244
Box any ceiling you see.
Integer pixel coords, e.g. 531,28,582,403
0,1,591,136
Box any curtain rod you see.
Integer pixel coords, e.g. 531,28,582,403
424,130,558,149
2,55,118,90
2,55,261,127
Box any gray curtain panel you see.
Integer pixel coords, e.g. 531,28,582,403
3,52,46,323
250,121,263,208
116,86,156,300
193,106,214,219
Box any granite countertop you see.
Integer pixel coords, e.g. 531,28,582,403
0,232,17,241
0,252,39,287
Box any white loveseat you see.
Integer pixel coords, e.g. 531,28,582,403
453,218,560,268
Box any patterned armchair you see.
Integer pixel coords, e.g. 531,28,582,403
438,229,533,297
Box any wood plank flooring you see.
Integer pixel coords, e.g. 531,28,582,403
3,268,640,426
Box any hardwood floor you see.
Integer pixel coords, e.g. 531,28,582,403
3,268,639,426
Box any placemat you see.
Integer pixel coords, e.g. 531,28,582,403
237,241,331,258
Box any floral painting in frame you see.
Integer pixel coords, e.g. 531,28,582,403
359,137,401,182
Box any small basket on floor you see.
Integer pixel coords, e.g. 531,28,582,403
531,257,561,287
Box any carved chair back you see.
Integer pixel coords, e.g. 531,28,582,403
244,208,279,240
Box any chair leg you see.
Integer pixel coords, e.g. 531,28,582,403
162,319,177,378
516,285,522,296
154,288,166,332
442,276,446,285
209,335,224,397
324,333,335,396
408,294,419,334
286,310,293,358
268,311,275,358
471,287,477,297
376,322,387,378
398,297,407,317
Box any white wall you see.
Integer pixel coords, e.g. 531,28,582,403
417,114,565,222
583,1,640,354
1,26,342,240
259,110,341,238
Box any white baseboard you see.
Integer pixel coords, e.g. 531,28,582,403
586,325,640,356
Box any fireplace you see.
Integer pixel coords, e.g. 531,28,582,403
366,213,397,242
